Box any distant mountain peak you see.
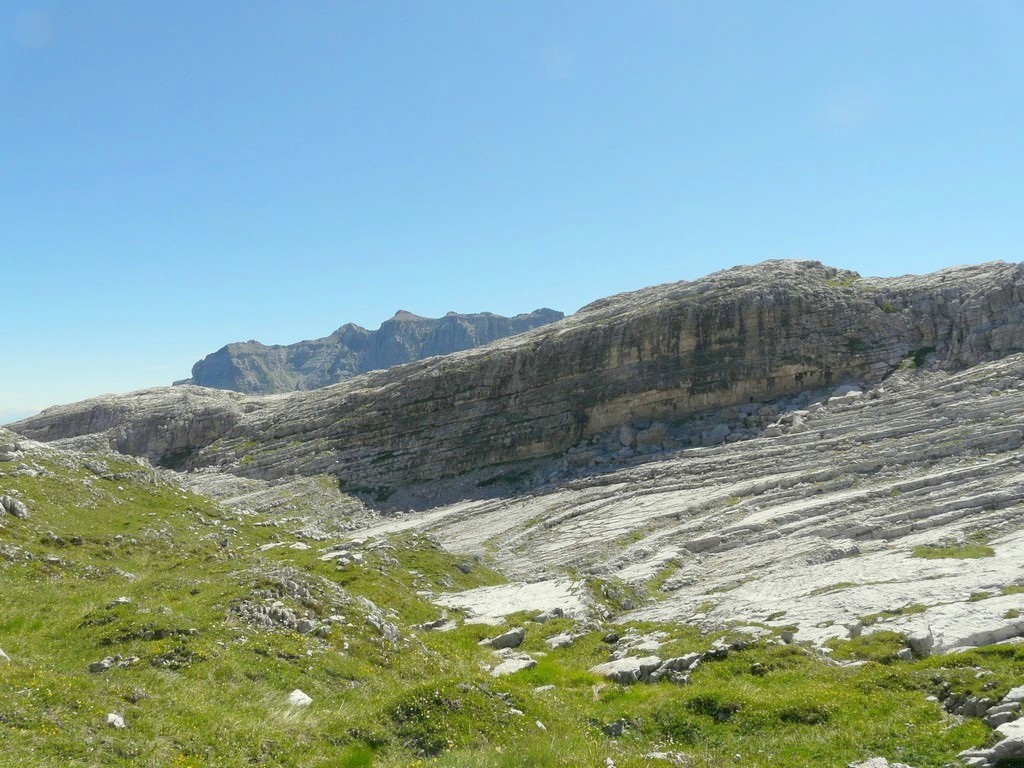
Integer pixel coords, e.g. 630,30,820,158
390,310,425,321
177,307,565,394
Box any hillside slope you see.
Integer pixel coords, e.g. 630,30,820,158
2,427,1022,767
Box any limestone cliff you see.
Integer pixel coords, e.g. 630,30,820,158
14,260,1024,490
179,308,564,394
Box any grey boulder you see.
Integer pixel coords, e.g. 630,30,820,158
480,626,525,650
0,496,29,519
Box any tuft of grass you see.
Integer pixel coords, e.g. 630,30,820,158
860,604,928,627
646,559,681,598
912,543,995,560
808,582,858,597
827,631,910,663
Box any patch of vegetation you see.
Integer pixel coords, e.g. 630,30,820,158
586,575,645,612
827,631,910,663
646,559,681,598
694,600,717,615
860,604,928,627
912,543,995,560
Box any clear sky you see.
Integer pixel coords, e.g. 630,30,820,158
3,2,1023,422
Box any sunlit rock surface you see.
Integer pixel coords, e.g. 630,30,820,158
355,356,1024,652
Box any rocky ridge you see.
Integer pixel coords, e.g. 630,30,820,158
178,308,564,394
14,260,1024,495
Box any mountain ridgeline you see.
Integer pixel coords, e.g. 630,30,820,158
14,260,1024,494
178,308,564,394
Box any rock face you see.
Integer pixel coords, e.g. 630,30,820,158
355,352,1024,655
14,260,1024,490
179,308,564,394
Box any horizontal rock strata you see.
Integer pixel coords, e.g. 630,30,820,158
357,354,1024,653
15,260,1024,491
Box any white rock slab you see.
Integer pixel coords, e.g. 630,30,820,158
435,579,589,622
491,656,537,677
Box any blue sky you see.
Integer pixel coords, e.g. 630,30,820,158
3,2,1023,421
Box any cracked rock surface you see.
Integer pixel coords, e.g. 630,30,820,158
362,356,1024,653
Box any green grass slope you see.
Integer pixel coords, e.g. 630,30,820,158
0,449,1020,767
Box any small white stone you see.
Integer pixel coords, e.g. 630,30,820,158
288,689,312,708
106,712,126,729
